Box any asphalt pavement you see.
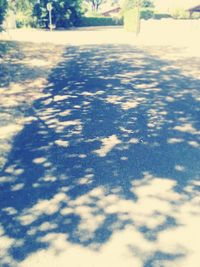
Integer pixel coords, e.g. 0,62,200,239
0,31,200,267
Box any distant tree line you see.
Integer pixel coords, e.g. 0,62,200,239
0,0,84,29
0,0,156,30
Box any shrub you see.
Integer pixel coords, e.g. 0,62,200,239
140,8,154,20
191,12,200,19
171,8,190,19
16,11,36,28
154,13,172,20
79,16,123,27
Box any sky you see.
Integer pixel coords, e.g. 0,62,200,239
100,0,200,12
153,0,200,11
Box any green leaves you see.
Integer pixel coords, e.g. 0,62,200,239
122,0,154,12
34,0,83,28
0,0,8,27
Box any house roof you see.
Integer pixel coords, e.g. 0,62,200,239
101,7,121,17
188,4,200,12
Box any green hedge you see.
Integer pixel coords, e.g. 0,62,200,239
79,17,123,27
140,8,154,20
154,13,172,20
171,9,190,19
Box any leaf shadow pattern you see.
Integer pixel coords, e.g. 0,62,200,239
0,41,52,87
0,40,64,168
0,44,200,267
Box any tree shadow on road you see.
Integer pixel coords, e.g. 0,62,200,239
0,44,200,267
0,40,64,168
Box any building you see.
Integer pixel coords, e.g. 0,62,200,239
101,7,121,17
188,4,200,16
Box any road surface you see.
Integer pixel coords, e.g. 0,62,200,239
0,28,200,267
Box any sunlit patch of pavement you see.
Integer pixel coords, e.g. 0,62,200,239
15,174,200,267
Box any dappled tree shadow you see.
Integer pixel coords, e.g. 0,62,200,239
0,44,200,267
0,40,64,168
0,41,57,87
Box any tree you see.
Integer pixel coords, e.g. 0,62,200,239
85,0,105,12
33,0,83,28
0,0,8,27
143,0,154,8
14,0,35,27
122,0,153,11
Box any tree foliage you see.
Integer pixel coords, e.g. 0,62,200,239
122,0,154,11
4,0,83,28
12,0,35,27
33,0,83,28
0,0,8,27
85,0,105,12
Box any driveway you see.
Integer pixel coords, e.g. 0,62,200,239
0,28,200,267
